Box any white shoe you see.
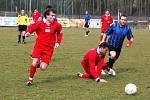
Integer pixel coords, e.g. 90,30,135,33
101,70,106,75
108,69,116,76
85,35,89,36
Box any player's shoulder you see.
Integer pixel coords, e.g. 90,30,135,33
125,24,131,29
18,15,21,17
34,20,44,26
54,21,62,27
89,48,97,53
88,48,97,56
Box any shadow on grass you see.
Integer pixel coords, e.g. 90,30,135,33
36,74,79,84
116,67,137,74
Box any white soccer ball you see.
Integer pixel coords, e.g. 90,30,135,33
125,83,137,95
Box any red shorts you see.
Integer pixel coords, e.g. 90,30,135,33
32,44,54,64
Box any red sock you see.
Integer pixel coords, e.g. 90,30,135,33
29,65,36,78
100,34,103,42
100,34,107,42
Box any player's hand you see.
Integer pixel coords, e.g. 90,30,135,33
99,79,108,83
126,40,133,47
25,32,30,37
54,43,59,48
126,43,130,47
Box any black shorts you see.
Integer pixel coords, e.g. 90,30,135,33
108,45,121,59
18,25,27,31
84,23,89,28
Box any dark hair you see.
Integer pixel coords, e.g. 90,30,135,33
120,14,127,19
44,8,56,18
46,5,53,10
99,42,109,49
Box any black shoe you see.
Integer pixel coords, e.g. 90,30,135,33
22,41,26,44
18,41,21,44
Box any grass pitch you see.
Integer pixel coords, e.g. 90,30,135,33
0,27,150,100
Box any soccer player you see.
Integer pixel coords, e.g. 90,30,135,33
32,9,41,23
101,15,134,73
25,8,63,86
83,11,91,36
100,10,113,42
17,10,30,44
77,42,116,83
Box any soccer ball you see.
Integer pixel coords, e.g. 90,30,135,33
125,83,137,95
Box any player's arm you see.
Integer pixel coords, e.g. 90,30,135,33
89,53,100,82
96,58,108,83
16,15,20,25
55,23,63,48
101,24,114,43
126,28,134,47
26,16,30,26
25,21,40,37
101,16,104,24
108,16,113,24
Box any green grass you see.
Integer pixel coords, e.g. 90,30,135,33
0,27,150,100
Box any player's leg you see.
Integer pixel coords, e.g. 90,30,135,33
107,50,116,68
40,47,54,70
40,62,48,71
106,46,116,68
21,25,27,44
18,25,22,43
26,46,41,86
107,48,121,69
77,61,91,78
100,32,107,42
27,58,40,86
84,23,90,36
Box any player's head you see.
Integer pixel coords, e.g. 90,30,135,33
34,9,38,12
21,10,25,15
119,14,128,26
105,10,110,16
99,42,109,55
44,8,56,23
85,11,88,14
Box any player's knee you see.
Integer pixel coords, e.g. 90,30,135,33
32,58,40,66
40,62,48,71
110,51,116,59
32,62,38,66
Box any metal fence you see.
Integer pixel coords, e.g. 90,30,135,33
0,0,150,17
0,0,150,29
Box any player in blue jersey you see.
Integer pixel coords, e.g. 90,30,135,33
84,11,91,36
101,15,134,74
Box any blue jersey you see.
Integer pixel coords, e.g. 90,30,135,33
105,22,134,49
84,14,91,25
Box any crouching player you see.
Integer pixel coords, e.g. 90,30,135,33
77,42,115,83
25,8,63,86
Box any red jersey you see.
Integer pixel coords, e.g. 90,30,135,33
27,21,63,47
101,15,113,33
82,48,105,78
32,11,41,22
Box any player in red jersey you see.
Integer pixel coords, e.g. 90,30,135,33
25,8,63,86
100,10,113,42
76,42,116,83
32,9,41,23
